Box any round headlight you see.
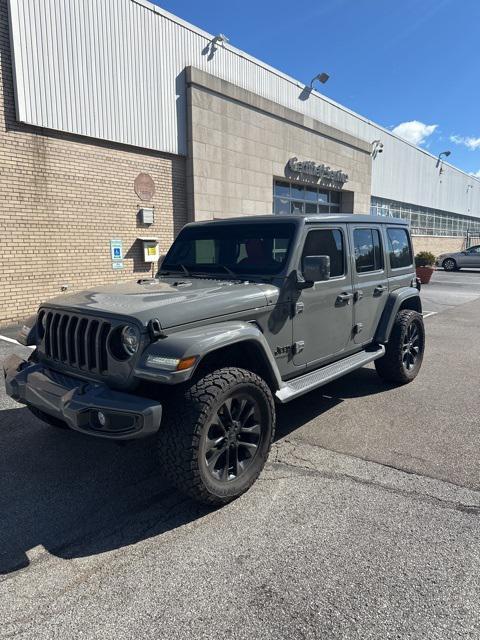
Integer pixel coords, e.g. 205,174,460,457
121,325,140,357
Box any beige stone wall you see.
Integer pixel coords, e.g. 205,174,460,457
186,68,372,221
0,0,187,327
411,236,465,257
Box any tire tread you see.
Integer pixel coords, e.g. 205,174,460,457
157,367,275,505
375,310,424,384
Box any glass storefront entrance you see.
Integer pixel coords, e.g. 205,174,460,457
273,180,341,215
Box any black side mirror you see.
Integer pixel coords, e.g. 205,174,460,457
302,255,331,286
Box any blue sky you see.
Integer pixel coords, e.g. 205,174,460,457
154,0,480,176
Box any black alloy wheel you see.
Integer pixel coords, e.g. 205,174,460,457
204,393,262,482
402,321,421,372
157,367,275,505
375,310,425,384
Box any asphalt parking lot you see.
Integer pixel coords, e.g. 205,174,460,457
1,269,480,639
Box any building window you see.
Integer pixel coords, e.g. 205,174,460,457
371,196,480,238
301,229,344,277
274,180,341,215
353,228,383,273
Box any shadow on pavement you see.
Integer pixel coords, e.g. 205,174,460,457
0,367,392,575
0,407,213,574
276,367,393,439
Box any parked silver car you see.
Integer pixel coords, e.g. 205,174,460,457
436,245,480,271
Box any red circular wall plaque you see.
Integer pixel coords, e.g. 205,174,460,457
134,173,156,201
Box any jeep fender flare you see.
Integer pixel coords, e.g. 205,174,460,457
135,321,283,389
374,287,422,344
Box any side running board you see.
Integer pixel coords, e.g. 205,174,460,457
275,346,385,403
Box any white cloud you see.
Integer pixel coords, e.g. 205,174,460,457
450,135,480,150
391,120,438,146
470,169,480,178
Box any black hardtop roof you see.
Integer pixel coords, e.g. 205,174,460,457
187,214,408,227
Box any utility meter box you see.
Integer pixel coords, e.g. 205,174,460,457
139,208,155,225
138,237,160,263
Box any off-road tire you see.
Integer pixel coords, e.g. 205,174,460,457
442,258,457,271
157,367,275,506
375,310,425,384
28,406,69,429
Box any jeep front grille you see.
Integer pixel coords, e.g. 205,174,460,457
42,310,111,374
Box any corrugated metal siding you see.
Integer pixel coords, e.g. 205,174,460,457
9,0,184,153
370,126,480,217
8,0,480,218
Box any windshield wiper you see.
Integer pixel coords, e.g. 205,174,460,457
160,263,190,276
216,265,238,277
160,264,242,279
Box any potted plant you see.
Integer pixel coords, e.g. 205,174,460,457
415,251,436,284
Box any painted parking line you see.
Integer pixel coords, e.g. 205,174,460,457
422,311,438,319
433,281,480,286
0,334,35,348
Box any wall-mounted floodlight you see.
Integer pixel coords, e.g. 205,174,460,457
371,140,384,158
203,33,230,60
310,72,330,88
212,33,229,45
436,150,451,168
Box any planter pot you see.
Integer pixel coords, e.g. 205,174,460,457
416,266,434,284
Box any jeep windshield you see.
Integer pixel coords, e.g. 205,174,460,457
159,222,296,278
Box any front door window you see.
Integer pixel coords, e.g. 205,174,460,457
301,228,345,277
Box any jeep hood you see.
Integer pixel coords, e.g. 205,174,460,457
42,278,276,329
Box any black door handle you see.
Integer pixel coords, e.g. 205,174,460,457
374,285,387,295
336,292,354,304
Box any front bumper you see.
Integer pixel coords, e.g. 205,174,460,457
3,355,162,440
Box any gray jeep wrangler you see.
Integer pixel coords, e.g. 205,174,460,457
4,214,424,505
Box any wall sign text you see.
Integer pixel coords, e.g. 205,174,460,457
288,157,349,186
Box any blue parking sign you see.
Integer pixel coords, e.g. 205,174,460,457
110,239,123,262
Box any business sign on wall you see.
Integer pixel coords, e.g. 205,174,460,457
134,173,156,201
287,157,349,187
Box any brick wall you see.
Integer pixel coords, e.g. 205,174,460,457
411,236,464,257
0,0,187,326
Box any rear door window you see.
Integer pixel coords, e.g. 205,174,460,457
387,228,413,269
354,228,383,273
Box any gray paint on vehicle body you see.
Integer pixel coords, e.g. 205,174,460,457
5,214,421,439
